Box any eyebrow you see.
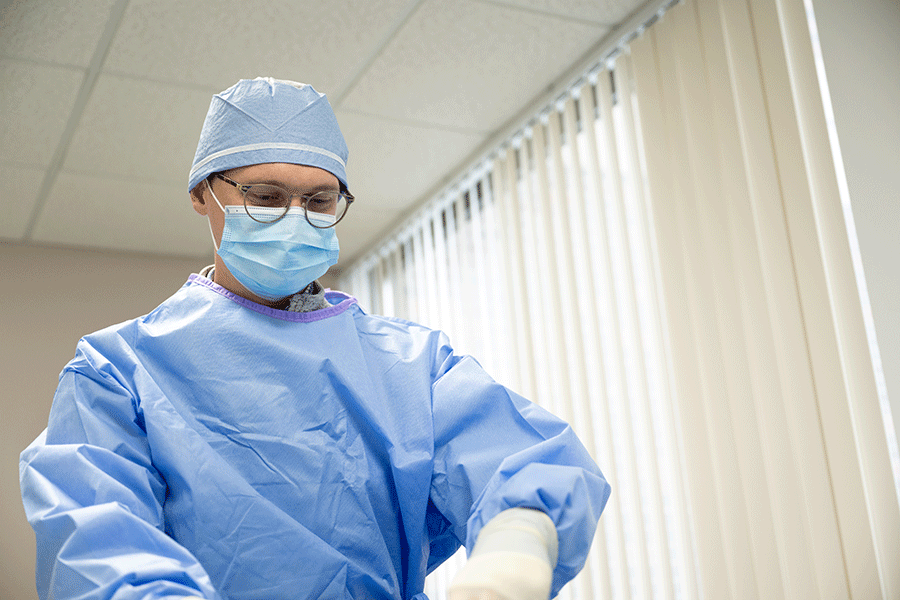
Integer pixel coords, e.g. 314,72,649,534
250,180,339,193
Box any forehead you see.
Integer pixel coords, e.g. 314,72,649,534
227,162,339,189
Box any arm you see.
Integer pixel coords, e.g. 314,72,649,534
19,349,220,600
429,346,611,597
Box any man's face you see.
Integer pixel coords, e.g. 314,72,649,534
190,161,341,305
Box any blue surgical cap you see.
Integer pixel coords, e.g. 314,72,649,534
188,77,349,193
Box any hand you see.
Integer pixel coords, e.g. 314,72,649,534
448,508,557,600
448,552,553,600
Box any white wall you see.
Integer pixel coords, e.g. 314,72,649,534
809,0,900,457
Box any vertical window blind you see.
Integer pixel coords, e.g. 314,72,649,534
338,0,900,598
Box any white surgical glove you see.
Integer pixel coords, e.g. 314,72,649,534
449,508,559,600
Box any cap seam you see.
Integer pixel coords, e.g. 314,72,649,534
189,142,347,181
217,90,326,132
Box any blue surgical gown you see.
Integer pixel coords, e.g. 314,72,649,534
20,275,610,600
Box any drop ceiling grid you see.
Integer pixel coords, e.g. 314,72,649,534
340,0,609,131
476,0,644,25
0,164,46,239
62,75,215,185
0,0,120,67
0,60,84,168
336,110,487,212
334,203,407,263
0,59,84,241
2,0,650,263
101,0,416,94
32,171,210,257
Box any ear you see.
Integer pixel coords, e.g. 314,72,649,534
190,180,209,216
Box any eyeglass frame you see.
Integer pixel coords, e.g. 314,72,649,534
211,173,354,228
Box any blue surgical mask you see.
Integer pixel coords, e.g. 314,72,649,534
207,181,339,301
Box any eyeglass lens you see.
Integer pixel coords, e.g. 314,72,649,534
243,184,348,226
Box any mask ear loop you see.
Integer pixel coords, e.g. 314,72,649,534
206,179,227,252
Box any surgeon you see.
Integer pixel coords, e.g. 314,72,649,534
19,77,610,600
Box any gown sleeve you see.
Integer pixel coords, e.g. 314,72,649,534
428,335,611,597
19,344,221,600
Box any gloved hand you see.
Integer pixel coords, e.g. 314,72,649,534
448,508,558,600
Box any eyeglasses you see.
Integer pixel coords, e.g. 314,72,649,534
213,173,354,228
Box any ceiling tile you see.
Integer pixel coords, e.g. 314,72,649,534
341,0,608,131
0,59,83,168
488,0,645,24
103,0,412,94
338,111,487,211
0,0,119,67
0,165,45,239
334,204,405,267
64,75,213,185
32,171,211,257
